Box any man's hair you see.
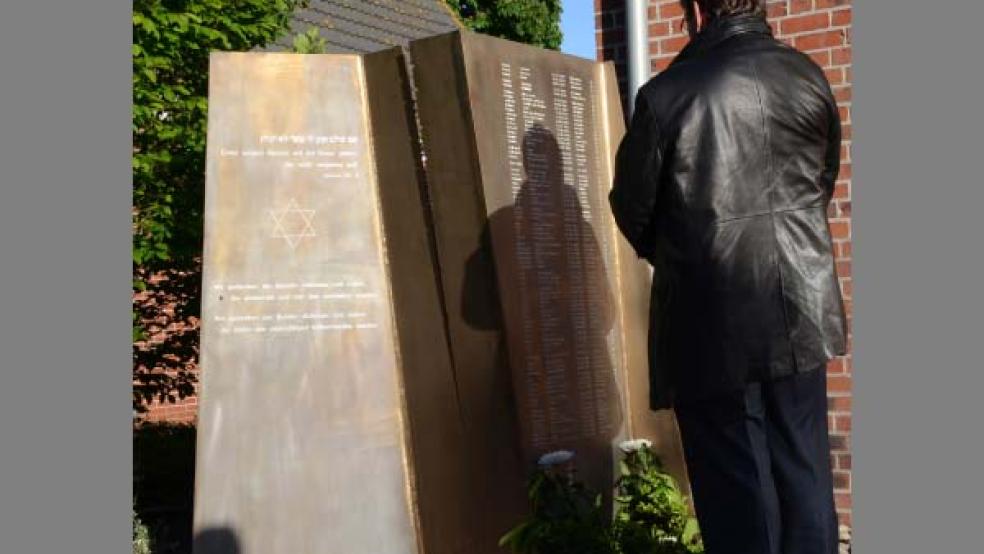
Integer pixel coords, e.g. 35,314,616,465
690,0,766,18
680,0,766,37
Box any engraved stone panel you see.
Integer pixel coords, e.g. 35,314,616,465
411,31,690,514
196,51,470,554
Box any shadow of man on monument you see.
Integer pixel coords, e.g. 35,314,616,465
463,123,624,511
192,526,240,554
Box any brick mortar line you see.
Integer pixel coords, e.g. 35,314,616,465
776,26,852,39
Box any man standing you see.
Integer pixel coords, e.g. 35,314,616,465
608,1,847,553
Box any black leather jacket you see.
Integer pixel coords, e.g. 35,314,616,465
609,14,848,408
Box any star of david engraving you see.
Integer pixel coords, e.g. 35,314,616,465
267,198,316,249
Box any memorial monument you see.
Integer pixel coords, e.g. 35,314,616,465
195,50,474,554
196,32,690,554
410,30,690,512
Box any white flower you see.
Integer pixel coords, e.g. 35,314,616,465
619,438,653,454
537,450,575,467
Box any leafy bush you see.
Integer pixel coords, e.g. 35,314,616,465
444,0,563,50
501,444,704,554
291,26,327,54
613,443,703,554
132,0,304,267
499,463,618,554
133,509,153,554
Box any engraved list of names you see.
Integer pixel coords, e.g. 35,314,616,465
495,60,624,457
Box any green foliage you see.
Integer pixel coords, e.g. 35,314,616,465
133,509,152,554
291,26,327,54
132,309,146,342
501,446,704,554
613,445,704,554
444,0,563,50
132,0,303,267
499,468,618,554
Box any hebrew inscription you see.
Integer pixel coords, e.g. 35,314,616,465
196,53,418,554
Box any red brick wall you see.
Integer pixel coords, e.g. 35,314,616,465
133,264,201,425
139,392,198,424
595,0,854,530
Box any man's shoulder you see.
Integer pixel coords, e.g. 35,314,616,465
639,56,702,98
639,37,829,114
758,38,830,83
638,41,752,102
752,39,836,105
635,62,697,118
634,52,729,123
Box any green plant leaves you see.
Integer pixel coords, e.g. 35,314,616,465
500,468,617,553
132,0,302,269
613,445,704,553
291,26,327,54
444,0,563,50
132,509,152,554
501,444,705,554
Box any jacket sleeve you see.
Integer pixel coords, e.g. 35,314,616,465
819,87,842,203
608,92,665,260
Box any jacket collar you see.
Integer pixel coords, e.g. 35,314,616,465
671,13,773,67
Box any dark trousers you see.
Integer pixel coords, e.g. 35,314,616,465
674,368,839,554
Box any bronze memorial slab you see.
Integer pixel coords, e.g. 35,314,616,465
410,31,690,513
196,51,474,554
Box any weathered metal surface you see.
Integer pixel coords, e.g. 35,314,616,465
196,50,464,554
411,31,690,516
